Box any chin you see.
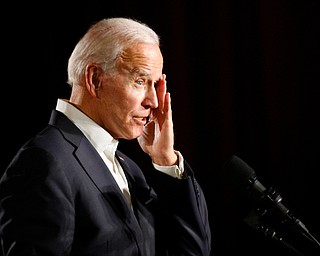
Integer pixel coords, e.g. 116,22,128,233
123,129,143,140
133,129,144,139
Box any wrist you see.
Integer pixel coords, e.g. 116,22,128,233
151,151,178,166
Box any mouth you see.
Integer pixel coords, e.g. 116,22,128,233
145,116,150,126
133,116,149,126
145,114,155,126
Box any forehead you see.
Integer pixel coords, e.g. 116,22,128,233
118,43,163,77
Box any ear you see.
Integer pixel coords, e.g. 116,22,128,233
85,64,103,97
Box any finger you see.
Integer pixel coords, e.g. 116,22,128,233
164,91,171,114
156,74,167,113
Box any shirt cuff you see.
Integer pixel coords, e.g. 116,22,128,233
152,150,186,179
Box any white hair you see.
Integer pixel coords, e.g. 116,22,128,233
67,17,160,87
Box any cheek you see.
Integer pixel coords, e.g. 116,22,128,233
114,87,143,108
102,80,144,114
103,90,138,116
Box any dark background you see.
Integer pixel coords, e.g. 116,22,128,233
2,0,320,255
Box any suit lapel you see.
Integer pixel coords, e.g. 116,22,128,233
49,109,144,248
75,138,143,240
115,152,157,212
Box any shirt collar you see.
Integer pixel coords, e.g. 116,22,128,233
55,98,119,154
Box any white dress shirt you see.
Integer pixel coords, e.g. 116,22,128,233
55,99,185,205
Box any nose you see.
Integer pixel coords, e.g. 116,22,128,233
143,85,158,109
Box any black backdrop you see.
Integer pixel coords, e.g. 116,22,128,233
2,1,320,255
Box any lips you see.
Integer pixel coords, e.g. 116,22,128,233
133,116,148,126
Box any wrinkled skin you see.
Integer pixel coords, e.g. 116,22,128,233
69,42,177,166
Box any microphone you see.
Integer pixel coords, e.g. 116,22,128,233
223,155,320,255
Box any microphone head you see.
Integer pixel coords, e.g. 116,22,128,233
223,155,257,190
222,155,260,219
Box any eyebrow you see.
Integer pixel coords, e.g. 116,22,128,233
128,68,161,81
129,68,148,77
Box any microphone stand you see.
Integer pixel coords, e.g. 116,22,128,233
244,186,320,255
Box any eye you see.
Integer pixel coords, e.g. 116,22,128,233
135,79,145,87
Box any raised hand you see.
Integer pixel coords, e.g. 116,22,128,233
137,74,178,166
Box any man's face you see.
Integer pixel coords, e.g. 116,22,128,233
98,43,164,140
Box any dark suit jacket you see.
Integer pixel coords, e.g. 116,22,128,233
0,110,211,256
